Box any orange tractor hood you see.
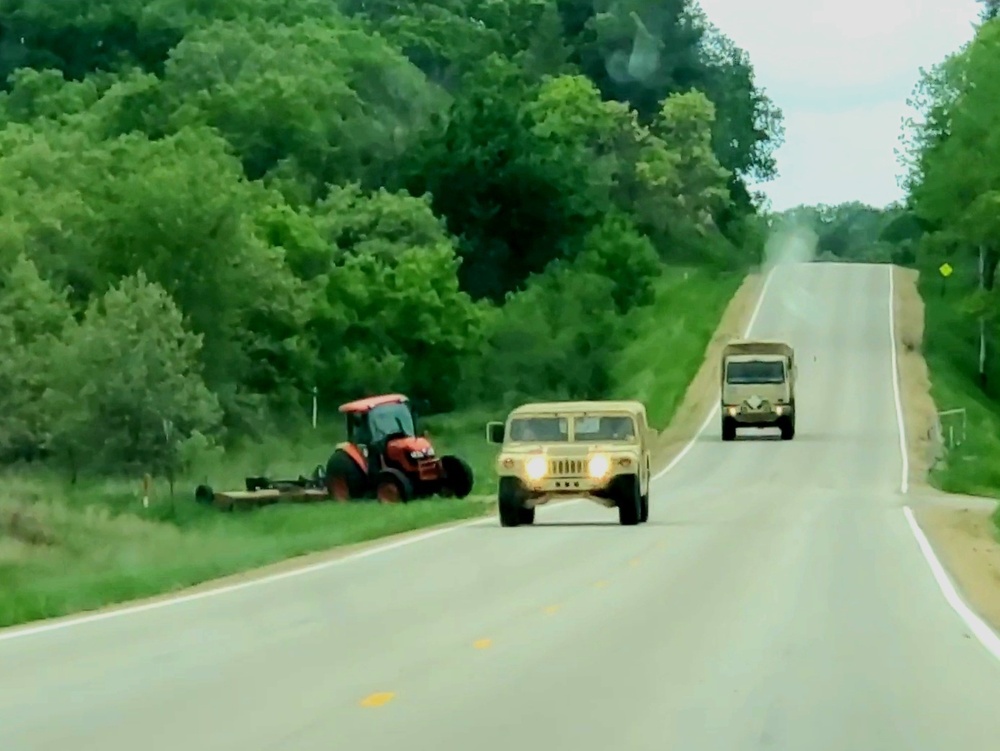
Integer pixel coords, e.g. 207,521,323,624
388,435,435,454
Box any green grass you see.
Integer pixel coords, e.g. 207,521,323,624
917,265,1000,534
0,265,749,628
614,266,745,427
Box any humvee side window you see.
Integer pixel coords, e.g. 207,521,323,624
573,416,635,441
508,417,568,441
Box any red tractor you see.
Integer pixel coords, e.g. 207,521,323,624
324,393,474,503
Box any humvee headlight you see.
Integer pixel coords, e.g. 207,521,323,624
525,456,547,480
587,454,610,478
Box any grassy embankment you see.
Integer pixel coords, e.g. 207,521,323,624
0,266,744,628
916,262,1000,535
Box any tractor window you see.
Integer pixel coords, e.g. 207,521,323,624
367,402,415,441
508,417,568,442
348,413,372,444
573,415,635,441
726,360,785,384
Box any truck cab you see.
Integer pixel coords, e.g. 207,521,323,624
720,340,796,441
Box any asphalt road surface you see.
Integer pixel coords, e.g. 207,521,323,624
4,262,1000,750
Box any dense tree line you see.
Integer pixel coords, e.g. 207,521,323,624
769,202,920,265
0,0,782,477
897,9,1000,392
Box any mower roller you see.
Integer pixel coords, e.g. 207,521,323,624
325,393,474,503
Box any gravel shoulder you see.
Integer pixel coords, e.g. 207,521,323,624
892,265,1000,633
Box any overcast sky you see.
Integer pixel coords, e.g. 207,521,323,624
696,0,982,210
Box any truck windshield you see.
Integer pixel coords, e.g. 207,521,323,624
726,360,785,384
508,417,568,442
573,415,636,441
368,402,416,441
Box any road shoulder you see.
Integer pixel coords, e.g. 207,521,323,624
893,265,1000,634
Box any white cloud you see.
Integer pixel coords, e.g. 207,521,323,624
696,0,981,208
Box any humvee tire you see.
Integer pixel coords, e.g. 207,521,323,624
721,416,737,441
779,416,795,441
616,475,641,526
498,477,532,527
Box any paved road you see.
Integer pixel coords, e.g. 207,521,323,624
4,262,1000,750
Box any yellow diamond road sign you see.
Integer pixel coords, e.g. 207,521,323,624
939,262,953,278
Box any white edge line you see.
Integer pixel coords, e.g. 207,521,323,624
903,507,1000,659
887,265,910,495
1,265,778,642
888,263,1000,662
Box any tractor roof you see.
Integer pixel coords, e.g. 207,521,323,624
509,400,646,417
338,394,409,413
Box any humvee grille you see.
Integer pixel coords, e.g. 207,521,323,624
550,459,584,476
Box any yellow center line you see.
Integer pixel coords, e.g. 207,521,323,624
359,691,395,708
594,580,609,588
543,604,561,615
629,558,641,567
473,638,493,649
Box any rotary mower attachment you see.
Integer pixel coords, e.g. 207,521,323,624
194,465,329,512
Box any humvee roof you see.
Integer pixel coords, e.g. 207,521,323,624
508,400,646,417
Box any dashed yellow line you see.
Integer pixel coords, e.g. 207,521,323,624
629,558,641,567
473,638,493,649
594,580,609,588
543,604,561,615
359,691,395,708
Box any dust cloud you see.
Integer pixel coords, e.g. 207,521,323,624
758,218,824,336
763,220,819,270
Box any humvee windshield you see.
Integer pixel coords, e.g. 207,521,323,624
573,415,636,441
508,417,568,442
726,360,785,384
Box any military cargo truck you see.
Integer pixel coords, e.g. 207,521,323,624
720,340,796,441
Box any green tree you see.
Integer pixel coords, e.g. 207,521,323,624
42,273,223,479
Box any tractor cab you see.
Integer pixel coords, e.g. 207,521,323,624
325,393,473,503
340,394,433,467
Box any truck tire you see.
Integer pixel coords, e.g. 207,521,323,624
721,417,737,441
779,416,795,440
498,477,529,527
616,475,641,526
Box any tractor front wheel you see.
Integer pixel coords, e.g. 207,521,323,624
376,469,413,504
326,449,366,502
439,455,474,498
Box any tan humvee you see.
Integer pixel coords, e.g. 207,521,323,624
486,400,654,527
720,340,796,441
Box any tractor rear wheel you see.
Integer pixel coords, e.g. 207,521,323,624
376,469,413,504
326,449,366,502
439,455,474,498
